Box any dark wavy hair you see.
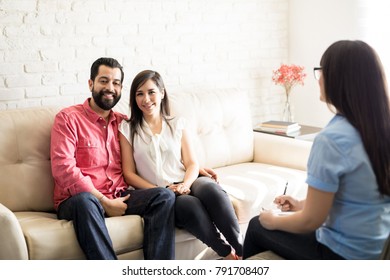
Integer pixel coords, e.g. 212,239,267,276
90,57,124,83
320,40,390,196
128,70,172,144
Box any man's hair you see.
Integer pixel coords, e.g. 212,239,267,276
90,57,124,83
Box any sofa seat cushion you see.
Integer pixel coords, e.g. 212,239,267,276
216,162,308,227
15,212,144,259
15,212,206,260
247,250,284,260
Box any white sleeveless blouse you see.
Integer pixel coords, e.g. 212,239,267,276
119,117,187,187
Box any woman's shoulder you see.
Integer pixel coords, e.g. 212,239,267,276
322,115,358,138
118,118,132,142
166,116,187,129
316,115,361,152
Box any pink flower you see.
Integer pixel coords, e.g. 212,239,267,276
272,64,306,95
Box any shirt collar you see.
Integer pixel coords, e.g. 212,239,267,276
82,98,117,124
141,118,166,137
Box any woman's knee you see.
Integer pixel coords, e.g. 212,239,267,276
193,178,224,195
175,196,203,222
247,216,266,236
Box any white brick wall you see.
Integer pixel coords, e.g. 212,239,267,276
0,0,289,125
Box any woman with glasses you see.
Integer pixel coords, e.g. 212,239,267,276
243,40,390,260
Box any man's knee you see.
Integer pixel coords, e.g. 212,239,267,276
73,192,97,202
156,187,176,202
58,192,103,220
71,192,102,211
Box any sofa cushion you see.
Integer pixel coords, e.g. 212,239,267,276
170,88,254,168
216,162,308,226
246,250,284,260
15,211,207,260
0,107,61,212
16,212,143,259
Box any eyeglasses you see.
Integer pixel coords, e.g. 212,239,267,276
313,67,322,80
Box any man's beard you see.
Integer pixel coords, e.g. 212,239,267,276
91,88,121,110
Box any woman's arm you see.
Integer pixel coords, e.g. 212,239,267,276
180,128,200,190
119,132,157,189
259,186,334,233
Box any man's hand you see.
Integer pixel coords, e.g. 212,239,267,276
101,194,130,217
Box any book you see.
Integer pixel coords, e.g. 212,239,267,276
257,126,301,134
257,120,301,133
260,120,300,129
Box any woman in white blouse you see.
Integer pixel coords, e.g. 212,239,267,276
119,70,242,260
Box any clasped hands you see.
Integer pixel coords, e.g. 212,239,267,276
167,183,191,195
166,167,219,196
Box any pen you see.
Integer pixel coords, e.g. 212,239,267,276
283,181,288,195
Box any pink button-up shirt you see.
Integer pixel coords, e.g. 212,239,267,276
51,98,128,210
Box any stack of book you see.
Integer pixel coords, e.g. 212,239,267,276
256,120,301,135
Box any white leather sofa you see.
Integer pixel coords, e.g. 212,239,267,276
0,88,312,260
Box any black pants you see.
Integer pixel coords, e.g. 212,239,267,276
243,216,345,260
175,176,243,257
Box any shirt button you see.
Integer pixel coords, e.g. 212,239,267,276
103,126,106,129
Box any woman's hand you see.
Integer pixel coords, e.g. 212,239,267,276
167,183,191,195
274,195,303,212
199,167,219,183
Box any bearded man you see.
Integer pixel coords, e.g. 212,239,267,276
50,57,175,260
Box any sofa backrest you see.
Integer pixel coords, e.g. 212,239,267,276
115,88,254,168
0,88,254,212
0,107,61,212
170,88,254,168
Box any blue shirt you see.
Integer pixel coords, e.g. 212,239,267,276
306,114,390,259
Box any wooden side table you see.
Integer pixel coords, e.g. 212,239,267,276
253,124,322,141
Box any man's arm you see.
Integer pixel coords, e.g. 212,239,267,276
50,111,96,196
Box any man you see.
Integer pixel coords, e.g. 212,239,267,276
50,57,175,260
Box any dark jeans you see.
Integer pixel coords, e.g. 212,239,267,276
243,216,345,259
57,187,175,260
175,176,243,257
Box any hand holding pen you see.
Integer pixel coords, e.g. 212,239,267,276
274,181,302,212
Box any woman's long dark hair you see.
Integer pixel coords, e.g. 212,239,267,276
128,70,172,144
320,40,390,196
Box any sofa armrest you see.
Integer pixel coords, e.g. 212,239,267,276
253,132,312,171
0,203,28,259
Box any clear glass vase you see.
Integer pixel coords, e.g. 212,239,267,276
282,91,293,122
